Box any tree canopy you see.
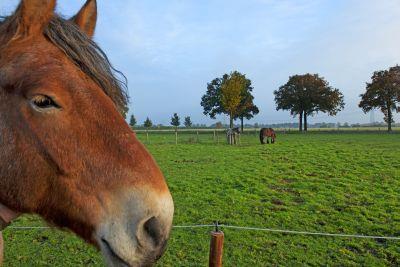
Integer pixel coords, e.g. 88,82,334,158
184,116,192,128
201,71,258,128
274,73,344,131
144,117,153,128
170,113,180,129
359,65,400,131
235,85,259,132
129,115,136,128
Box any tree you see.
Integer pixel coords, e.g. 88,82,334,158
235,86,259,132
129,115,136,128
201,74,228,119
201,71,257,129
184,116,192,128
359,66,400,131
144,117,153,128
221,71,248,128
274,73,344,131
170,113,180,131
215,122,223,129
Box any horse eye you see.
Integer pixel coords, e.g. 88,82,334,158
31,95,60,110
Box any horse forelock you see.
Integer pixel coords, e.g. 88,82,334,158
0,15,128,115
45,16,128,114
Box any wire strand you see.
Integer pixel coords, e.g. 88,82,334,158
7,224,399,240
219,225,400,240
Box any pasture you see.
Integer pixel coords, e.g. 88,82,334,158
3,132,400,266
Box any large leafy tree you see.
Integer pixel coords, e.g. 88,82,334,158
170,113,180,131
221,71,247,128
201,74,228,119
274,74,344,131
359,65,400,131
201,71,257,129
235,86,259,132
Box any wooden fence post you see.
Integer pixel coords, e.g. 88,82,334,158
213,130,216,142
209,229,224,267
175,131,178,145
0,232,3,266
146,130,149,142
197,131,199,143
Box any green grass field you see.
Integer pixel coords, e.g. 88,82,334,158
3,133,400,266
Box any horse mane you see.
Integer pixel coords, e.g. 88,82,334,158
0,15,128,114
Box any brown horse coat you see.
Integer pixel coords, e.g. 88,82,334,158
259,128,276,144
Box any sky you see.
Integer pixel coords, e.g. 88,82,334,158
2,0,400,126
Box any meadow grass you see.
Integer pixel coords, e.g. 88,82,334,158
3,132,400,266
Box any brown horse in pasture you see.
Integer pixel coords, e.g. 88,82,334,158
0,0,174,266
259,128,276,144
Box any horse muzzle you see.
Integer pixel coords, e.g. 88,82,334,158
95,189,174,267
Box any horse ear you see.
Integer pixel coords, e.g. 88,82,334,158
14,0,56,37
70,0,97,38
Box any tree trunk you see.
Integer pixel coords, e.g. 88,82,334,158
299,111,303,132
240,117,244,133
388,109,392,132
304,112,308,132
229,114,233,129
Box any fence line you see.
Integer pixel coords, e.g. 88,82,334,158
219,225,400,240
7,224,400,240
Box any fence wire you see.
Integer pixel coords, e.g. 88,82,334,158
7,224,400,240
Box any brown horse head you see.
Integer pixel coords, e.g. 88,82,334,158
0,0,174,266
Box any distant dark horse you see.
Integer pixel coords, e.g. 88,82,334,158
260,128,276,144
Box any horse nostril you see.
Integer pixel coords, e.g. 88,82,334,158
143,216,163,246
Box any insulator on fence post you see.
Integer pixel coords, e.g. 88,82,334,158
209,221,224,267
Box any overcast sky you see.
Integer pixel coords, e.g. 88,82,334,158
2,1,400,125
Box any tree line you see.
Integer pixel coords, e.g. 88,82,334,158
128,65,400,132
200,66,400,132
129,113,193,130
